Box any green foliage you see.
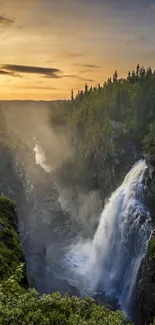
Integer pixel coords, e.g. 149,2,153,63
49,65,155,182
0,265,132,325
0,195,16,227
0,195,22,281
143,121,155,155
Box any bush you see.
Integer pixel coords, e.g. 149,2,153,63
0,265,132,325
0,196,22,281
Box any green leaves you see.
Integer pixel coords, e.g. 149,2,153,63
0,265,132,325
0,196,23,282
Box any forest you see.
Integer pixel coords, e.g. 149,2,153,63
49,65,155,190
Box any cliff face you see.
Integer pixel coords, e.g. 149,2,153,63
132,236,155,325
93,138,142,200
131,155,155,325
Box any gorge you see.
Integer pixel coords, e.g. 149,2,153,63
1,67,155,324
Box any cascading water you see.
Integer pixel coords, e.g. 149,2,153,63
34,142,55,173
64,161,151,316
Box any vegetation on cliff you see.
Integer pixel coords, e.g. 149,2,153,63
50,65,155,191
0,195,22,281
0,264,132,325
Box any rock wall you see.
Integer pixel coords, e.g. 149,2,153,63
131,155,155,325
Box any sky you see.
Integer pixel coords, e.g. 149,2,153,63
0,0,155,100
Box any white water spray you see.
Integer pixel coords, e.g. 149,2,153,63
34,143,54,173
64,161,151,315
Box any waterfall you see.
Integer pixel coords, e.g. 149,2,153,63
34,142,55,173
64,161,151,315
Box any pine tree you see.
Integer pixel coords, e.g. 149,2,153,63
85,83,88,93
136,64,140,80
127,71,131,82
139,66,146,81
131,70,136,83
146,67,152,79
71,89,74,100
113,70,118,82
107,77,112,84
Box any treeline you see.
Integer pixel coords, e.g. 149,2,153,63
70,64,155,146
51,64,155,157
49,65,155,189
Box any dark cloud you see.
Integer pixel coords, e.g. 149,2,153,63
0,70,11,75
1,64,62,78
0,16,14,27
74,63,102,69
22,86,58,90
0,69,22,78
81,64,102,69
0,64,95,82
77,76,95,82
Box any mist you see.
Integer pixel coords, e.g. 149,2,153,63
0,101,102,294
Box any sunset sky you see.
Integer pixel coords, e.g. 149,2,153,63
0,0,155,100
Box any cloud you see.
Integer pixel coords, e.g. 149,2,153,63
0,63,96,83
74,63,102,69
64,74,95,82
0,64,94,82
80,69,95,74
126,36,146,44
0,69,22,78
22,86,58,90
0,15,14,27
0,70,11,75
63,52,84,59
0,64,62,78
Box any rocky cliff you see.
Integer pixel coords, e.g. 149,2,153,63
131,154,155,325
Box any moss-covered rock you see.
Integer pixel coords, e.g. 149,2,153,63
0,195,23,281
